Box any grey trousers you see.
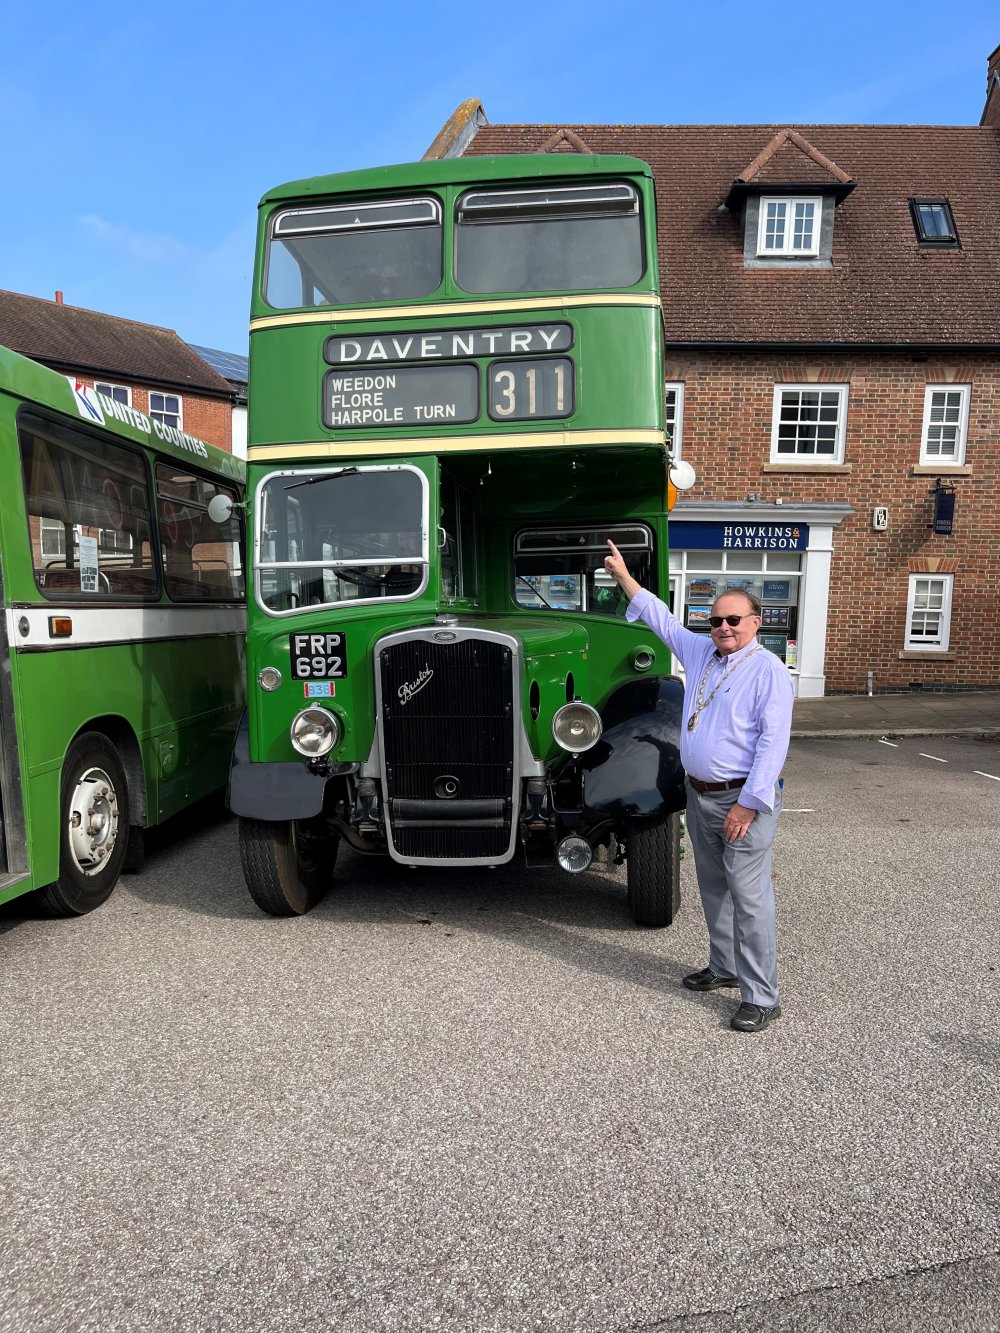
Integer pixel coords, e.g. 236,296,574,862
684,781,782,1007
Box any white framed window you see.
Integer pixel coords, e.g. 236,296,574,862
757,197,820,257
94,381,131,405
95,382,131,406
920,385,970,465
665,382,685,458
150,392,182,429
905,574,953,651
40,516,66,559
771,385,848,463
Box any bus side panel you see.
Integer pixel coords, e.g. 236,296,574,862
10,635,245,877
153,636,246,821
22,771,61,890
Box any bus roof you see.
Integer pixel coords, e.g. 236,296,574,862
259,153,655,208
0,342,244,483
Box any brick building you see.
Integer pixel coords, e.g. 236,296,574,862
0,290,236,453
427,45,1000,696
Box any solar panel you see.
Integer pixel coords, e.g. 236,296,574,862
188,342,248,384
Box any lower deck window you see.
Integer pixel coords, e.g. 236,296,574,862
156,463,244,601
19,415,158,599
513,524,655,617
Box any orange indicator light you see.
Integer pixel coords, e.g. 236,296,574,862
48,617,73,638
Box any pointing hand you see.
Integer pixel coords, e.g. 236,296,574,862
604,539,628,583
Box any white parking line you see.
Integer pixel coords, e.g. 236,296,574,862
782,808,815,813
878,739,899,747
919,753,948,763
973,771,1000,782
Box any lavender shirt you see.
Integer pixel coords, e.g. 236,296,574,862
626,588,795,814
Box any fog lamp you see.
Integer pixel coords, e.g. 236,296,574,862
556,835,593,874
552,701,602,753
290,706,341,757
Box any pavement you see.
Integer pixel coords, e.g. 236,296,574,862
791,687,1000,738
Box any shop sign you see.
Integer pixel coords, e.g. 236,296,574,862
672,521,809,551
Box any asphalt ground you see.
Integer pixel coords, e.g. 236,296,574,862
1,736,998,1333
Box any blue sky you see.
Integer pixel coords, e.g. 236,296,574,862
3,0,996,355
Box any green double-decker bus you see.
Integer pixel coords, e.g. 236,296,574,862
235,153,691,922
0,347,246,915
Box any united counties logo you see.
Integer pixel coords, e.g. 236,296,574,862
66,377,105,425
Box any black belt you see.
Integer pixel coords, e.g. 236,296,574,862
687,776,747,794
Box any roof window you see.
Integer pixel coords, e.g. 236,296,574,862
909,198,959,248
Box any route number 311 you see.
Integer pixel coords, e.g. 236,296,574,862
488,358,573,421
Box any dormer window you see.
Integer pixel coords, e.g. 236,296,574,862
910,198,959,247
757,197,821,257
728,130,854,270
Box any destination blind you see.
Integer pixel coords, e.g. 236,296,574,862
322,323,576,428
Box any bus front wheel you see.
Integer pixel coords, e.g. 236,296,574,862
238,816,335,916
626,812,681,928
37,732,131,916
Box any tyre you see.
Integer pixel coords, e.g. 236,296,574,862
626,812,681,928
36,732,131,916
238,816,337,916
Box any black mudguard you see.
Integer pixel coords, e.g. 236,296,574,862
578,676,686,820
227,712,333,820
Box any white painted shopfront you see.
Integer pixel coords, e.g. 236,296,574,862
668,501,853,698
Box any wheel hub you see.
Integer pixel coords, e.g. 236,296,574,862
67,767,120,877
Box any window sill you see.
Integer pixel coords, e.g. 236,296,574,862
897,650,954,660
910,464,971,476
762,463,852,474
746,257,829,269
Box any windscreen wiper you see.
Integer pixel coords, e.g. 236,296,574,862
284,467,359,491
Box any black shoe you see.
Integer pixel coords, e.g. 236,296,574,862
682,967,740,991
730,1002,782,1032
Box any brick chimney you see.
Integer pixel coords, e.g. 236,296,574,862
54,291,63,304
981,43,1000,128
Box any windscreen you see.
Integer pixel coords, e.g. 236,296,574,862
265,197,442,308
257,466,427,613
455,182,644,294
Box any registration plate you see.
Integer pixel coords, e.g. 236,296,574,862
289,631,348,680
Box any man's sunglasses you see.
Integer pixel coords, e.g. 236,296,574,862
709,613,759,628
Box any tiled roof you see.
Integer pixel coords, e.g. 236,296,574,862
0,290,233,395
464,124,1000,346
735,128,852,187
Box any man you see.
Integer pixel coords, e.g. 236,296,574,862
603,540,794,1033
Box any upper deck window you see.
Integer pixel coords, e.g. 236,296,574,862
455,182,643,294
265,197,443,309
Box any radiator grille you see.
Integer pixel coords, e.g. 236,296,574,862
379,637,515,860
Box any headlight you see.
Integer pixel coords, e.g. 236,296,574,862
552,701,602,753
556,835,593,873
290,707,342,757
